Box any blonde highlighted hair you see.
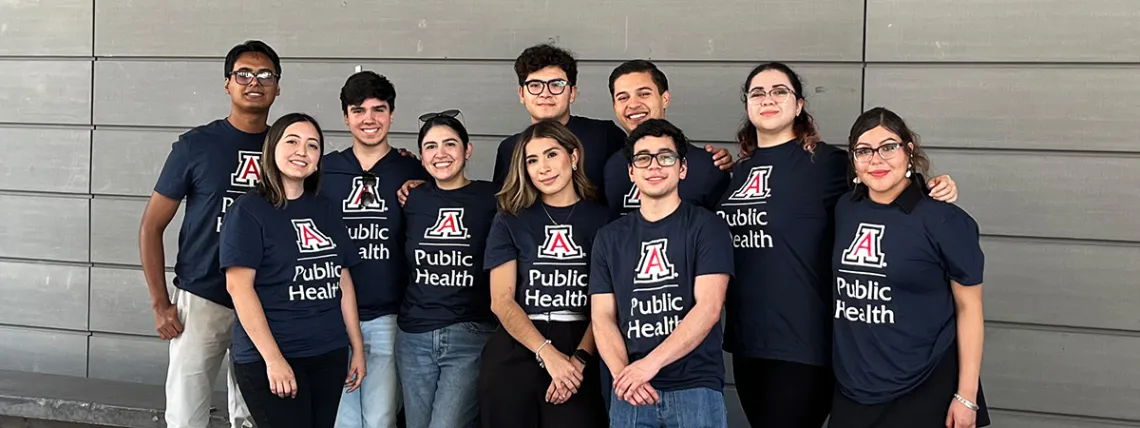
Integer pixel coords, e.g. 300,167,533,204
496,120,597,215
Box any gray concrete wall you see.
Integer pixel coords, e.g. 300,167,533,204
1,1,1138,426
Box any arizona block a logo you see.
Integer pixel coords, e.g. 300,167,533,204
292,219,337,253
728,165,773,201
425,208,469,240
230,151,262,187
841,223,886,269
623,185,642,209
634,239,679,284
538,225,584,260
343,177,387,213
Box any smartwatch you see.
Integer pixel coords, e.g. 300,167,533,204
572,349,591,366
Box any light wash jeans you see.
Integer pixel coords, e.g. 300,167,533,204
336,314,400,428
609,387,728,428
395,321,496,428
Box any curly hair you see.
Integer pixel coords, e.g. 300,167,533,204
514,43,578,87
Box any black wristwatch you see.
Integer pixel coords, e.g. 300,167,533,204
572,349,591,365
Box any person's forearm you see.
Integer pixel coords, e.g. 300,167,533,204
230,285,285,363
492,299,550,353
139,226,172,308
642,301,721,369
576,322,597,355
593,318,629,377
956,298,985,401
340,273,364,355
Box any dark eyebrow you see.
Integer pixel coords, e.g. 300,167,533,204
748,84,791,91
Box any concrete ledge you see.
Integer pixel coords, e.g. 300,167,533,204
0,370,228,428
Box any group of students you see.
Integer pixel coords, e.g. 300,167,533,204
139,39,989,428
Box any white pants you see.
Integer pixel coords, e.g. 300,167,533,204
165,288,253,428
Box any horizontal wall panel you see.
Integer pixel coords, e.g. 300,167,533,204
94,61,861,145
0,61,91,125
866,0,1140,62
990,410,1140,428
90,197,183,267
0,326,87,377
90,267,174,337
864,66,1140,153
0,261,88,331
95,0,861,61
0,195,89,262
89,334,228,390
0,128,90,194
0,0,93,56
91,129,184,197
985,326,1140,421
984,238,1140,332
926,151,1140,242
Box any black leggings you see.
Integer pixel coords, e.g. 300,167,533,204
733,355,835,428
477,320,607,428
233,347,349,428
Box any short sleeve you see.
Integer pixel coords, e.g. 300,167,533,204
154,139,193,200
219,200,264,271
822,147,852,211
328,204,362,269
491,137,515,190
693,213,736,278
483,213,518,271
931,209,985,286
587,234,614,295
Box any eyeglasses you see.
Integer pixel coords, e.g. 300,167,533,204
631,151,680,169
852,143,903,163
418,109,461,122
227,68,279,86
359,172,379,206
745,87,793,104
523,79,569,96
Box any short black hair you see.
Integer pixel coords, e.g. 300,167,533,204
608,59,669,96
624,118,689,163
514,44,578,87
224,40,281,77
340,71,396,114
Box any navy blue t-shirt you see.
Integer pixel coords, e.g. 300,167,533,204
484,199,610,315
321,148,430,321
716,141,850,367
399,180,499,333
153,118,267,308
603,143,731,219
831,180,984,404
220,191,362,364
492,115,626,198
589,202,735,392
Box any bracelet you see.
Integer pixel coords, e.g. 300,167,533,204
534,340,552,368
954,393,980,411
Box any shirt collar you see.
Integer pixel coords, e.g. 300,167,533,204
851,174,927,214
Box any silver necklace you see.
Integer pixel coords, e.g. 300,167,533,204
541,198,579,225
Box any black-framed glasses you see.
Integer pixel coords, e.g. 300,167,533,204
359,171,379,206
523,79,569,96
418,109,461,122
631,151,680,169
227,68,279,86
852,142,903,163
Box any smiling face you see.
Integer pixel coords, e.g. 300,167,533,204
519,66,576,123
524,136,578,197
274,121,322,183
612,71,670,133
628,135,686,199
344,98,392,147
745,69,802,135
420,125,470,184
853,125,913,197
225,52,280,113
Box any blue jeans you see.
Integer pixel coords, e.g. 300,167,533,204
336,314,400,428
609,387,728,428
395,321,496,428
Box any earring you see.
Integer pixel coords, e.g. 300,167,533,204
852,177,860,184
905,163,912,178
572,164,577,171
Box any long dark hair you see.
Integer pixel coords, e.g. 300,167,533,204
256,112,325,207
847,107,931,182
496,120,596,215
736,62,822,157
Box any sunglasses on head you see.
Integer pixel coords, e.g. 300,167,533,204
418,109,461,122
359,171,379,206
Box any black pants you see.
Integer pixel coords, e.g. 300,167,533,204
233,347,349,428
477,320,607,428
733,355,835,428
828,343,990,428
